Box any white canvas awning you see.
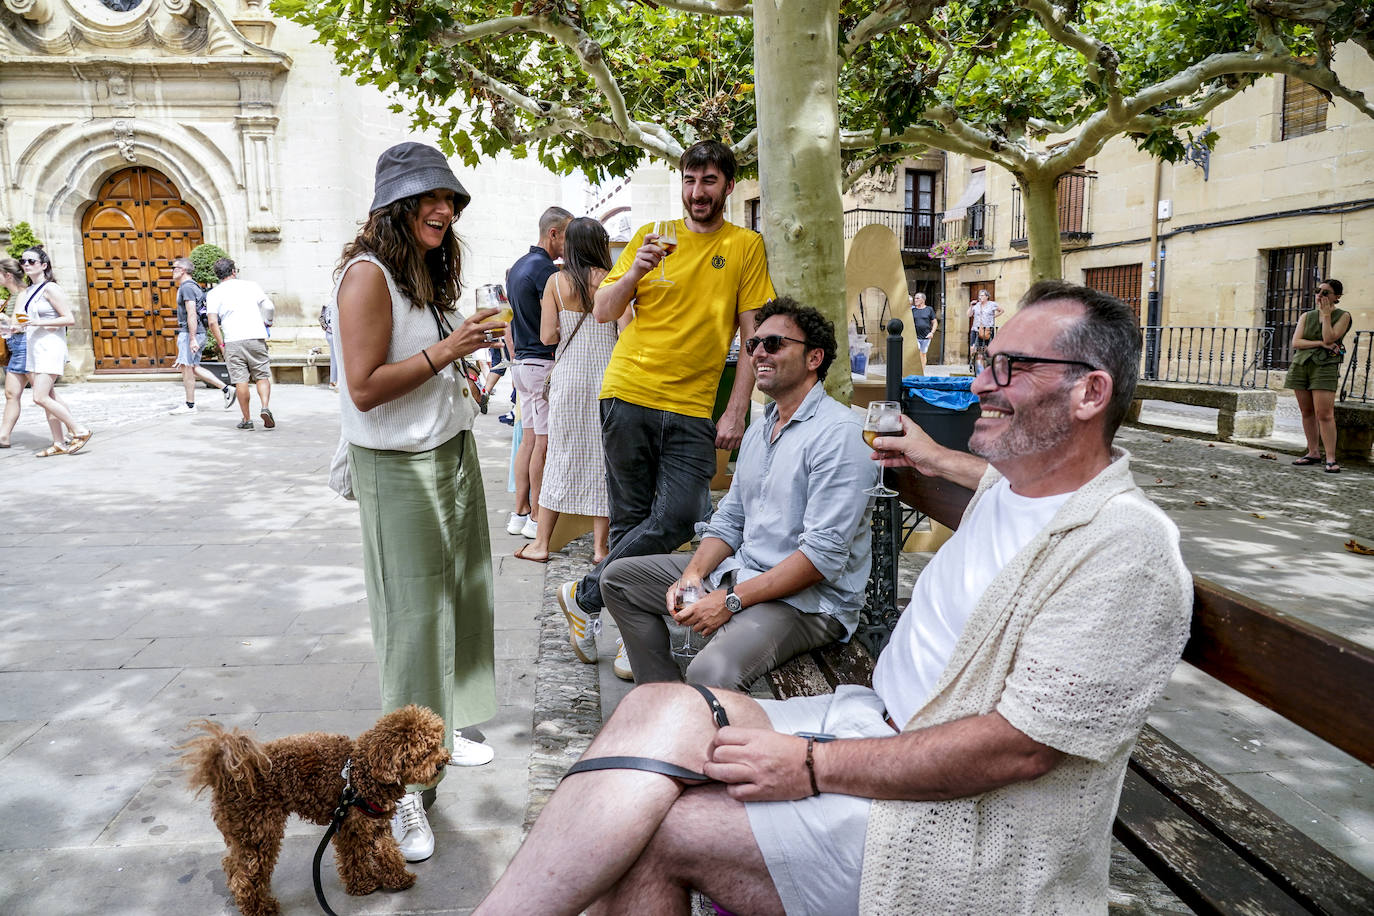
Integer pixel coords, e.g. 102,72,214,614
942,171,986,223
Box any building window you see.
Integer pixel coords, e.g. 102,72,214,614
904,170,936,249
1281,76,1328,140
1010,170,1094,243
1264,244,1331,368
746,197,761,232
1084,264,1143,320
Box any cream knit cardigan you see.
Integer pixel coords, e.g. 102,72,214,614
859,449,1192,914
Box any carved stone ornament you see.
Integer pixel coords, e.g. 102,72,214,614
113,119,135,161
847,165,897,205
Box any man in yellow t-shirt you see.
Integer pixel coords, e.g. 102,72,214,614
557,140,776,664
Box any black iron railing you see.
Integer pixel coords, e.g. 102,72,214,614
1011,170,1095,245
843,208,939,252
1141,326,1274,388
1340,330,1373,404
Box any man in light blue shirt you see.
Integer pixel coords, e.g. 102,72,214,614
601,297,876,689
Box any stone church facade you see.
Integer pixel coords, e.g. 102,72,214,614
1,0,569,377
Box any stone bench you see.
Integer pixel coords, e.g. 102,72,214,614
1336,401,1374,463
270,350,330,386
1126,381,1277,441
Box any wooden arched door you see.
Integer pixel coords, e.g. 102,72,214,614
83,167,204,371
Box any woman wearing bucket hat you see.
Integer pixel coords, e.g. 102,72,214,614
330,141,506,863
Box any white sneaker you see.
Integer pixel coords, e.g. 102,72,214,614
558,580,599,664
521,516,538,539
613,638,633,681
222,386,235,409
390,791,434,862
506,512,529,535
168,404,196,415
451,733,495,767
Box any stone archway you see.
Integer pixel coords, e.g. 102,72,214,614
82,166,203,371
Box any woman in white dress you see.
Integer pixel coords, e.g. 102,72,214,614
17,248,91,457
514,217,626,565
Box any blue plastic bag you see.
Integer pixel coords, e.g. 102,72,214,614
901,375,980,411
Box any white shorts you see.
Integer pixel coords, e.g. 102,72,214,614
745,685,897,916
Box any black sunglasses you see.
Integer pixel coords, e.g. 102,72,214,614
745,334,808,355
988,352,1097,387
1316,289,1333,297
20,257,40,265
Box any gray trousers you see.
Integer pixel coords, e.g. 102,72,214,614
602,553,847,691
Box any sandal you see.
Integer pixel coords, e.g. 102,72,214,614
35,443,69,457
1324,461,1341,474
1292,455,1322,466
65,430,93,454
513,544,551,564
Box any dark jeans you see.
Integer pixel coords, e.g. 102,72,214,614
576,398,717,613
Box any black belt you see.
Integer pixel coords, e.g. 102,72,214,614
563,684,731,784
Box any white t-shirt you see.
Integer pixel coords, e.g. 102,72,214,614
872,477,1071,726
208,277,272,342
971,300,999,329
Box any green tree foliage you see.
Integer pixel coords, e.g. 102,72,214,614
189,243,230,288
6,222,43,261
2,222,45,303
275,0,1373,295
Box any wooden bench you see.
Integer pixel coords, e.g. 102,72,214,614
766,468,1374,915
1126,381,1278,442
1335,401,1374,463
269,350,330,385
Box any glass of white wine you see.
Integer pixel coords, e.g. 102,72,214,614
652,220,678,285
862,401,903,498
671,580,704,659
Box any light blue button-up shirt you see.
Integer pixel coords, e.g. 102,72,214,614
701,382,877,639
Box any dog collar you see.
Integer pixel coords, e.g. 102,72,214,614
338,758,390,819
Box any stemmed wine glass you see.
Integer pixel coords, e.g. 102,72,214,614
652,220,678,285
671,581,704,659
862,401,903,498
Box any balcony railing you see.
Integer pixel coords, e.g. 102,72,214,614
843,208,939,253
1011,170,1095,246
937,203,995,255
1141,326,1274,388
1340,330,1373,405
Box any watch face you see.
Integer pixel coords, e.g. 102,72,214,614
725,594,742,613
98,0,145,10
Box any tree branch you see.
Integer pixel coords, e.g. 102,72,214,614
650,0,753,17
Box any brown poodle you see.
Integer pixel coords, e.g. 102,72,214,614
180,705,450,916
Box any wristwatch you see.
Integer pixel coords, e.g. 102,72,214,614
724,583,743,615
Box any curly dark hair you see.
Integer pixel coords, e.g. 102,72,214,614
680,140,737,184
335,194,463,312
756,296,837,381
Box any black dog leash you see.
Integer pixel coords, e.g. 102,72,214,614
562,685,731,783
313,758,389,916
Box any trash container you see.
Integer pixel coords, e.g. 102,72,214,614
901,375,981,453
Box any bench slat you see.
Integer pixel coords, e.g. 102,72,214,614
811,640,875,690
766,652,831,701
1131,726,1374,914
892,470,974,531
1114,768,1311,916
1185,579,1374,767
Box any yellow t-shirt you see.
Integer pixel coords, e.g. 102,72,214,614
599,220,775,418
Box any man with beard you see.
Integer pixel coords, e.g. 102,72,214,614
558,140,775,666
474,280,1193,916
600,298,875,688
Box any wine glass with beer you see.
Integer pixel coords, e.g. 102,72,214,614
862,401,903,498
652,220,678,284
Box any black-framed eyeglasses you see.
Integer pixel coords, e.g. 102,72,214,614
20,258,40,265
989,352,1097,387
745,334,808,355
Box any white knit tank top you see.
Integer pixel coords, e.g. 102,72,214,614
333,254,475,452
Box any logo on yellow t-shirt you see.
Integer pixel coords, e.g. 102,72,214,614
712,255,726,269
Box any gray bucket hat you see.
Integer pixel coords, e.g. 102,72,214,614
370,142,471,213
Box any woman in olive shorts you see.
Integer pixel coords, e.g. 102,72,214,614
1285,278,1351,473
